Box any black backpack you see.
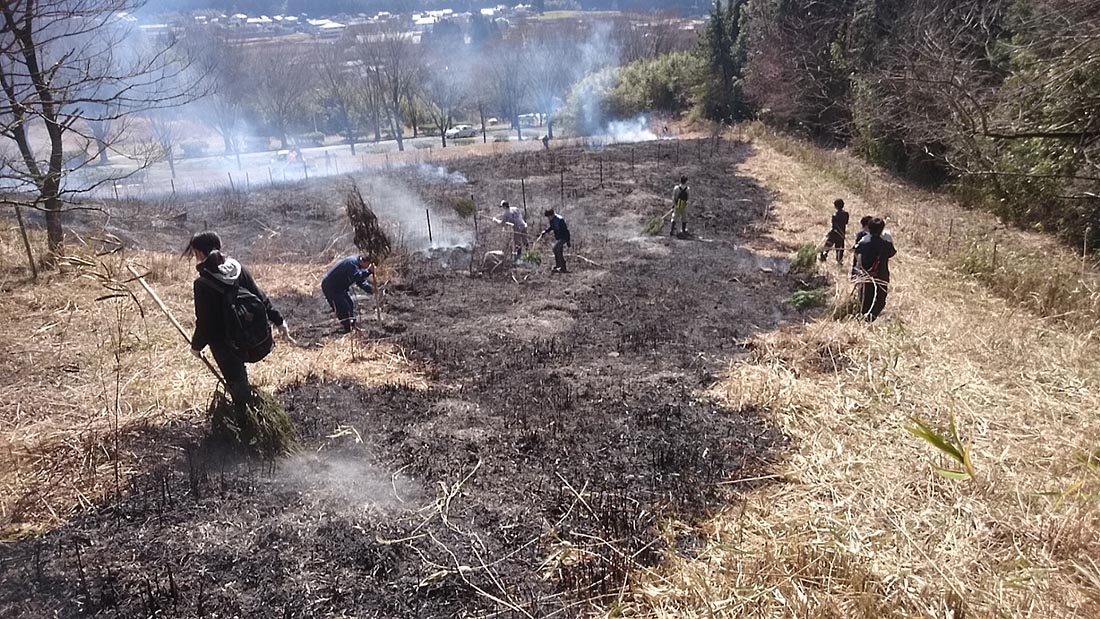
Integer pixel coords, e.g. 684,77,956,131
198,277,274,363
674,185,689,202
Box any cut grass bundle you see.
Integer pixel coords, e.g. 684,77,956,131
209,388,297,457
449,195,477,219
345,180,392,260
790,242,819,274
789,287,827,310
642,208,674,236
520,248,543,265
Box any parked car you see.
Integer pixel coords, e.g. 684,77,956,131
445,124,478,139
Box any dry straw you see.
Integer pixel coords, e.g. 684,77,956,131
606,136,1100,618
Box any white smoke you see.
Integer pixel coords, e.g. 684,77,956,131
603,116,658,144
410,163,468,185
360,176,473,252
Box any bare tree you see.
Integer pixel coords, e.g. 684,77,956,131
490,40,529,141
147,113,182,179
314,41,361,154
421,56,468,148
0,0,199,258
360,26,421,151
246,50,313,149
183,30,246,164
527,37,575,140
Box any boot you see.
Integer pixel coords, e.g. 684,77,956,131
681,222,687,234
670,221,676,237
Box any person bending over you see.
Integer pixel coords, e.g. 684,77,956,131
322,254,375,333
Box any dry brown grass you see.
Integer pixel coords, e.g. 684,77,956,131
0,225,425,539
607,141,1100,617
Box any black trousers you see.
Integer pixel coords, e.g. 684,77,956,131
324,285,356,332
210,343,250,403
860,282,888,321
552,239,568,272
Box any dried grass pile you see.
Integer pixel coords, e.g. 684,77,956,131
344,180,391,260
208,388,297,457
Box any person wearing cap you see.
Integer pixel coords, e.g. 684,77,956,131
494,200,528,260
321,254,375,333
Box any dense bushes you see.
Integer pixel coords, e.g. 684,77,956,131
607,52,702,118
741,0,1100,249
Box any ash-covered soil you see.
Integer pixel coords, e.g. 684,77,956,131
1,140,805,617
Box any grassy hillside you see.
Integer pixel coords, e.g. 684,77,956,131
609,134,1100,618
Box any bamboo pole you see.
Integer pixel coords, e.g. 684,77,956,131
14,205,36,279
126,265,225,385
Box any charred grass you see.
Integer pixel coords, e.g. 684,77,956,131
0,138,810,617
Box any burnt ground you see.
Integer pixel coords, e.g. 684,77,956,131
1,139,808,617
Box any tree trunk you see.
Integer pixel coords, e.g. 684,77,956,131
479,104,487,143
547,116,554,140
279,131,288,149
168,153,176,178
515,114,523,140
45,197,63,256
393,103,405,152
96,138,109,164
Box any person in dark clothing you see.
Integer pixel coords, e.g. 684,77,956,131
851,215,873,279
852,218,897,322
820,199,849,264
322,255,375,333
537,209,571,273
185,231,289,403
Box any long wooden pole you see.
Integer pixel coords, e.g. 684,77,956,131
14,205,37,279
126,265,225,385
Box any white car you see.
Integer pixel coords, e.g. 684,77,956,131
445,124,478,139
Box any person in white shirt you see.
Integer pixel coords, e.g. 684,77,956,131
495,200,528,259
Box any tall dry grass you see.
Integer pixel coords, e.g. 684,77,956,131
607,140,1100,617
750,123,1100,326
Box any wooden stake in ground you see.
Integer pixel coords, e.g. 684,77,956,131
13,205,36,279
521,178,528,218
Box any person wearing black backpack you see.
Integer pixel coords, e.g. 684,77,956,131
185,231,290,403
852,218,897,322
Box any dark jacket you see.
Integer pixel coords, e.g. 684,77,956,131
322,256,374,294
192,255,283,352
544,215,570,243
831,210,849,233
853,235,897,282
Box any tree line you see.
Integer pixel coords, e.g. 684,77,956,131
589,0,1099,249
740,0,1099,248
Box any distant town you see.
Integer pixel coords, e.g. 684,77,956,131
133,5,705,44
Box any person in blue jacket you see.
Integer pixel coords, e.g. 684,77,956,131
322,255,375,333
